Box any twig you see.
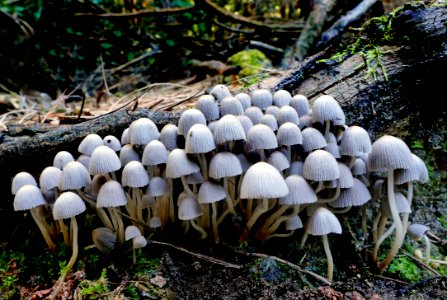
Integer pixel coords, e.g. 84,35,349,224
370,273,408,284
147,240,242,269
75,5,196,18
403,251,441,276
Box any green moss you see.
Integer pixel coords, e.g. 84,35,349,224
227,49,272,77
78,268,111,298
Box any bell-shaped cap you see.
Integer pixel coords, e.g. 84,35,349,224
133,235,148,249
277,122,302,146
195,94,220,121
279,175,317,205
407,223,429,241
265,106,280,118
125,225,142,241
103,135,121,152
251,89,272,110
301,127,327,152
209,152,243,179
185,124,216,154
177,109,207,136
236,115,254,135
14,185,47,211
89,145,121,175
368,135,413,172
76,154,91,169
381,192,411,217
299,114,314,129
220,96,244,116
59,161,91,190
149,177,169,197
244,106,264,125
92,227,116,254
291,94,309,117
289,161,304,176
78,134,103,156
198,181,226,204
337,163,354,188
214,114,246,144
186,171,204,185
235,92,251,111
286,215,303,230
240,162,289,199
352,158,367,176
12,171,37,195
121,128,130,145
306,207,342,236
150,216,162,228
142,140,169,166
178,196,203,220
121,161,149,188
40,166,62,192
273,90,292,107
303,150,340,181
119,144,140,166
53,191,86,220
53,151,75,170
340,125,372,156
260,114,278,131
129,118,160,146
246,124,278,152
395,153,429,184
330,178,371,208
277,106,299,126
159,124,178,151
267,151,290,172
165,149,200,178
312,95,345,124
210,84,231,102
97,180,127,208
324,142,341,159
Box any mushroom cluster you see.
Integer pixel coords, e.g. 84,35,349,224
11,84,429,284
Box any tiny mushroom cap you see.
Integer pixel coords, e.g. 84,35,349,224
352,158,367,176
121,161,150,188
303,150,340,181
368,135,413,172
340,125,372,156
78,134,103,156
289,161,304,176
186,171,204,185
185,124,216,154
195,94,220,121
208,120,218,134
251,89,273,110
89,145,122,175
235,92,251,111
149,177,169,197
133,235,148,249
395,153,429,184
97,180,128,208
312,95,345,125
240,162,289,199
273,89,292,107
260,114,278,131
12,172,37,194
39,166,62,192
307,207,342,236
103,135,122,152
277,122,303,146
177,109,207,136
277,106,300,126
279,175,317,205
119,144,140,166
324,142,341,159
59,161,91,191
381,192,412,217
220,96,244,116
165,149,200,179
237,153,253,172
53,151,75,170
210,84,231,102
121,128,130,145
77,154,91,169
178,196,203,220
290,94,310,117
337,163,354,188
407,223,430,241
267,151,290,173
92,227,116,254
159,124,179,151
14,185,47,211
265,105,280,118
244,106,264,124
301,127,327,152
149,216,162,228
330,178,371,208
209,152,243,179
52,191,86,220
142,140,169,166
236,115,254,135
214,114,246,144
246,124,278,152
125,225,142,241
286,215,303,230
128,117,160,146
198,181,227,204
299,114,314,129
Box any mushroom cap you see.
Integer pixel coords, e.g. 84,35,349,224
277,106,300,126
177,109,207,136
89,145,122,175
260,114,278,131
133,235,148,249
289,161,304,176
53,151,75,170
195,94,220,121
286,215,303,230
244,106,264,124
165,149,200,178
407,223,429,240
40,166,62,191
220,96,244,116
312,95,345,124
337,163,354,188
97,180,128,208
185,124,216,154
395,153,429,184
76,154,91,169
301,127,327,152
324,142,341,159
119,144,140,166
210,84,231,102
103,135,122,152
214,114,246,144
307,207,342,235
90,174,108,197
92,227,116,254
14,185,47,211
251,89,272,110
159,124,178,151
129,117,160,146
12,171,37,195
178,196,203,220
290,94,309,117
198,181,226,204
265,105,280,118
125,225,142,241
381,192,411,217
235,115,254,135
303,150,340,181
240,162,289,199
235,92,251,111
209,152,243,179
122,161,149,188
299,114,314,129
279,175,317,205
78,134,103,156
246,124,278,151
149,216,162,228
149,177,169,197
59,161,91,190
142,140,169,166
186,171,204,185
267,151,290,172
237,153,253,172
121,128,130,145
273,90,292,107
277,122,303,146
53,191,86,220
330,178,371,208
368,135,413,172
351,158,367,175
340,125,372,156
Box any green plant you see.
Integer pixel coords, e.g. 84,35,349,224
78,268,110,299
0,250,24,298
133,253,161,278
228,49,272,77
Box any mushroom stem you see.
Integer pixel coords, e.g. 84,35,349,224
322,234,334,282
264,230,295,241
328,206,351,214
423,235,431,265
372,211,383,243
223,178,235,214
198,153,208,180
259,206,300,240
211,202,219,244
377,171,404,272
317,186,341,204
240,198,269,242
300,232,309,248
373,223,395,263
110,207,125,244
30,208,57,250
246,198,254,220
402,181,413,232
286,145,292,165
167,178,175,223
324,120,331,136
361,204,368,239
190,219,207,239
180,176,198,200
257,205,290,236
58,219,70,246
133,246,137,264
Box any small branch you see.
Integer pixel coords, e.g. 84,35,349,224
75,5,196,18
403,251,441,276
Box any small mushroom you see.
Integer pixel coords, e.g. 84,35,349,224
407,223,431,264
